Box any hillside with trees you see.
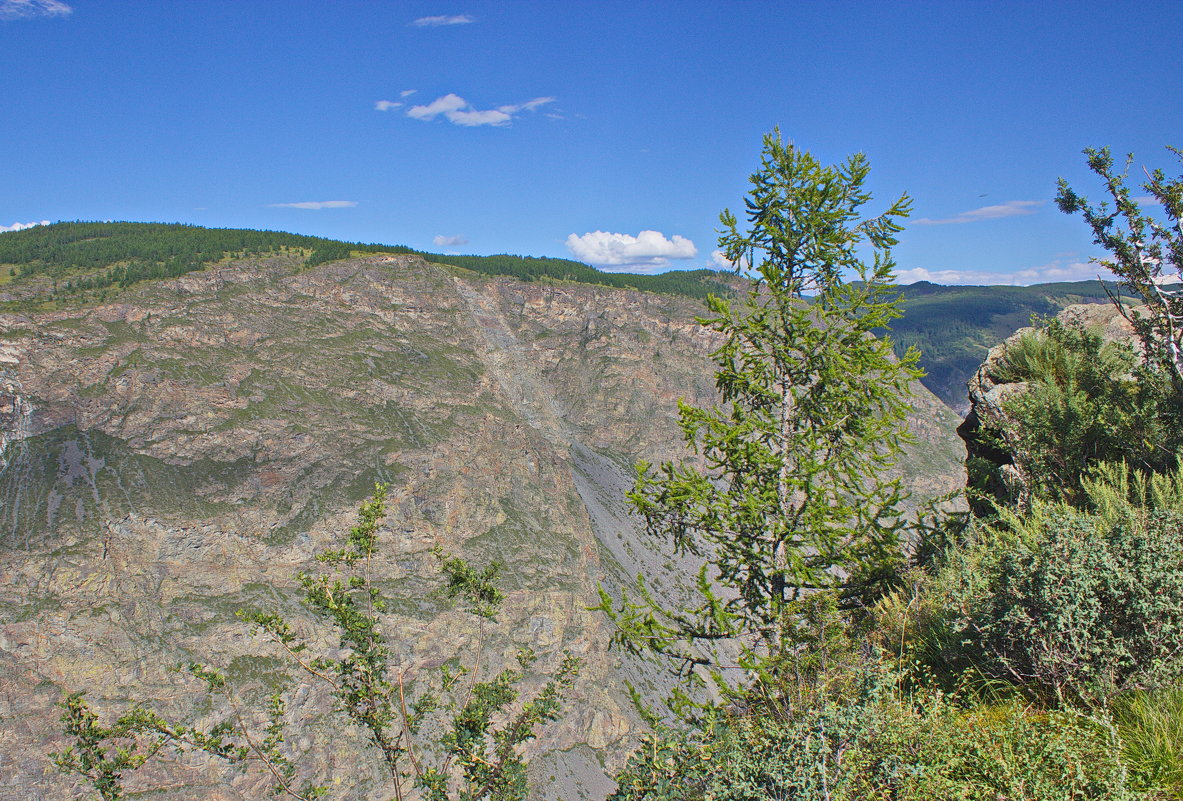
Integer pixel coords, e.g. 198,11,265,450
886,279,1133,409
0,221,735,305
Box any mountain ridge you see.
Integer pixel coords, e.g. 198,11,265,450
1,222,1129,412
0,248,964,799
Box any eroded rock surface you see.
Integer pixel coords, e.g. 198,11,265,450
0,255,966,799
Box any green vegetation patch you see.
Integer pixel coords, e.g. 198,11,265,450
0,425,254,547
884,279,1134,408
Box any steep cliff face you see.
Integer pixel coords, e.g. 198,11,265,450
0,254,966,799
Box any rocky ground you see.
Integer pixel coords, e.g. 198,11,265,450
0,254,966,800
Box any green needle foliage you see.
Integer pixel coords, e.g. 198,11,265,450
53,485,579,801
980,316,1177,506
596,130,920,701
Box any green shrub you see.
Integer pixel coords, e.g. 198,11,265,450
985,317,1176,506
611,666,1135,801
933,464,1183,708
979,508,1183,705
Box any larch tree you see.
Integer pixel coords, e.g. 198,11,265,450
597,130,921,699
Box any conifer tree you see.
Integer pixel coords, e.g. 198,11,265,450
597,131,920,688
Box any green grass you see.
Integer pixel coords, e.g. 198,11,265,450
1113,685,1183,797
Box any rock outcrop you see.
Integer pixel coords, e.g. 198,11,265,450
0,254,966,799
958,303,1138,512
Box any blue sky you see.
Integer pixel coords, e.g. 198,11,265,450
2,0,1180,284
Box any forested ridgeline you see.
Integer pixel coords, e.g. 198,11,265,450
0,221,733,302
0,222,1134,411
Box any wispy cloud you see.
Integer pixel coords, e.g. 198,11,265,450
0,219,50,232
400,89,417,98
566,230,697,273
406,93,555,128
374,100,403,111
895,257,1118,287
411,14,474,27
0,0,71,20
913,200,1043,226
709,249,752,272
432,234,468,248
268,200,357,210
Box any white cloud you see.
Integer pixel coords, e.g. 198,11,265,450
895,258,1119,287
566,230,698,272
0,0,71,20
400,89,417,98
406,93,554,128
411,14,474,27
374,100,403,111
268,200,357,210
432,234,469,248
446,108,512,127
0,219,50,232
707,249,753,273
913,200,1043,226
710,249,736,269
406,93,468,120
498,97,557,113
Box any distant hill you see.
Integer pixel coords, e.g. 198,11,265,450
0,221,734,305
887,280,1131,410
0,221,1131,411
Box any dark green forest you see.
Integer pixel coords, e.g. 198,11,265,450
0,221,734,302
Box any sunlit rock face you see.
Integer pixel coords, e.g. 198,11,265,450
0,254,965,800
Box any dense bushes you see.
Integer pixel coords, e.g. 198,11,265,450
612,663,1134,801
973,504,1183,706
887,464,1183,710
984,318,1179,505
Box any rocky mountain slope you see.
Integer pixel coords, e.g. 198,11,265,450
0,251,965,799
